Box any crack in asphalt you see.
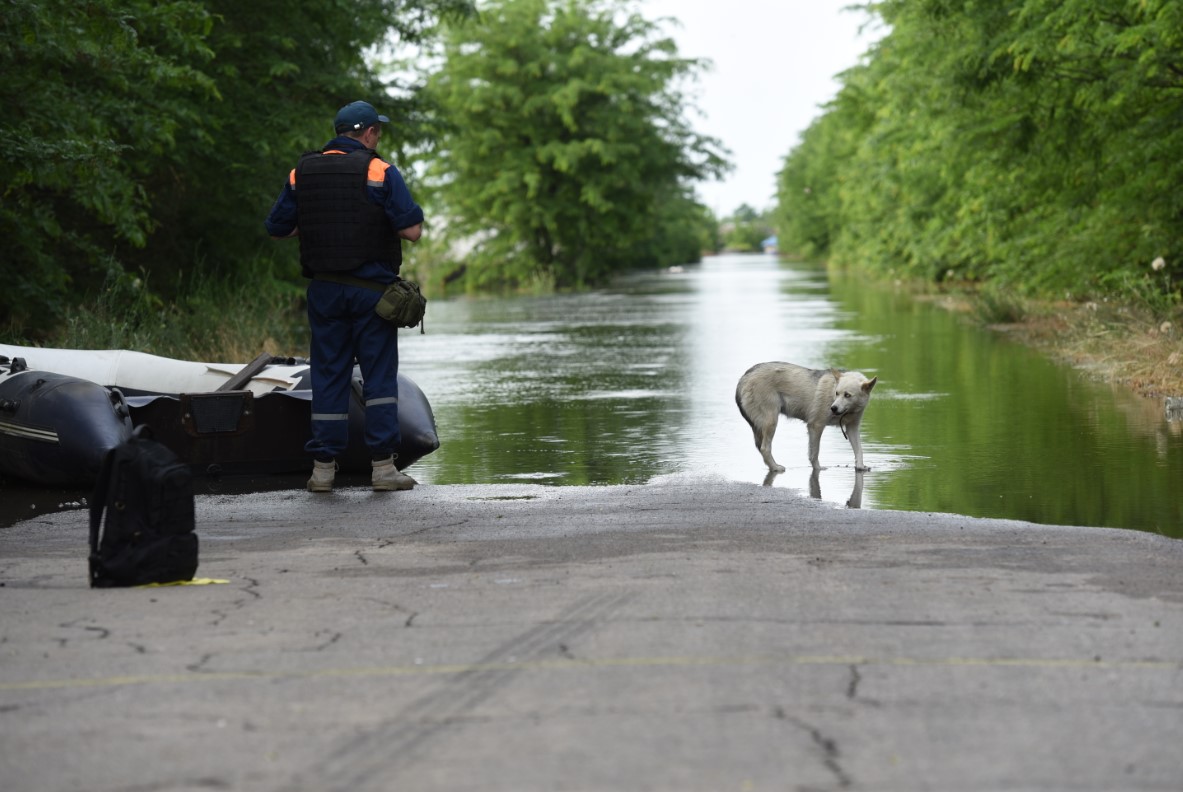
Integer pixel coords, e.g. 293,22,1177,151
284,590,636,792
846,664,861,699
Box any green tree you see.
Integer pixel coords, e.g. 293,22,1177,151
1,0,474,341
772,85,869,261
0,0,217,333
723,204,774,252
775,0,1183,302
160,0,476,288
423,0,729,289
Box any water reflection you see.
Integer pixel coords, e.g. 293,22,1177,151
5,254,1178,536
401,254,1181,537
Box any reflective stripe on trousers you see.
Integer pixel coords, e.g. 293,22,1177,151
305,278,402,459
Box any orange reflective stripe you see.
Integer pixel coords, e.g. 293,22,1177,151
367,158,389,188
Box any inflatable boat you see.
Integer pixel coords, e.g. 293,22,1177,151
0,344,439,486
0,362,134,486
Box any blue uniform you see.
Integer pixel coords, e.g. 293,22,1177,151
264,137,424,461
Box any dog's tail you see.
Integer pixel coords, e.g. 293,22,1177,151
735,383,757,436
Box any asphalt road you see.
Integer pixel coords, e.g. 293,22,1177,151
2,478,1182,792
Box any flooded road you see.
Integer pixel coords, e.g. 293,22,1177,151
2,253,1179,536
398,253,1181,536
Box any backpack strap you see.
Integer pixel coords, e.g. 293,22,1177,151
90,426,152,560
88,445,117,580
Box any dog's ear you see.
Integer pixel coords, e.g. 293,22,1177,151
863,376,878,392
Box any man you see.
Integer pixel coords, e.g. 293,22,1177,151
265,100,424,492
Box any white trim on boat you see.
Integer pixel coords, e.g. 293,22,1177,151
0,345,306,394
0,419,60,444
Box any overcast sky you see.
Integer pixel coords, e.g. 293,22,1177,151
642,0,884,217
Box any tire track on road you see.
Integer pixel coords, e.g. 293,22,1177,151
288,590,635,792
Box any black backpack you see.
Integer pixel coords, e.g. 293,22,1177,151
89,424,198,588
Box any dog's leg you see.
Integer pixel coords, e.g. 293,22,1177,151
847,424,870,471
807,423,824,470
756,421,785,473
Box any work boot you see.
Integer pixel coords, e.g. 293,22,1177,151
307,459,337,493
372,456,416,491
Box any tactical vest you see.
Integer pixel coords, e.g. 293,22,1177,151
294,148,401,275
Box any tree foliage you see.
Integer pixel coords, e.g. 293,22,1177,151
423,0,729,288
1,0,215,331
1,0,474,340
722,204,775,252
774,0,1183,303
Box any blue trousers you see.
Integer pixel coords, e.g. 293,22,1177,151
305,279,400,460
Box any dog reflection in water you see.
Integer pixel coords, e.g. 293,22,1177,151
761,468,865,508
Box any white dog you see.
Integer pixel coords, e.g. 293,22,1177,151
736,362,878,472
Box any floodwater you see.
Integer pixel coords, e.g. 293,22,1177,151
398,253,1182,537
3,253,1180,537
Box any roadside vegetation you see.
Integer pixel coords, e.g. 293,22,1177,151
974,289,1183,400
414,0,728,290
887,276,1183,399
774,0,1182,398
3,0,480,356
4,0,1179,399
2,0,729,359
720,205,775,253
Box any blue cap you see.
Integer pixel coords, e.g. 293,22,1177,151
334,101,390,134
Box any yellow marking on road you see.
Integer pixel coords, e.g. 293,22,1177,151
1,654,1178,692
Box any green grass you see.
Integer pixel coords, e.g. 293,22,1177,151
55,264,309,362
